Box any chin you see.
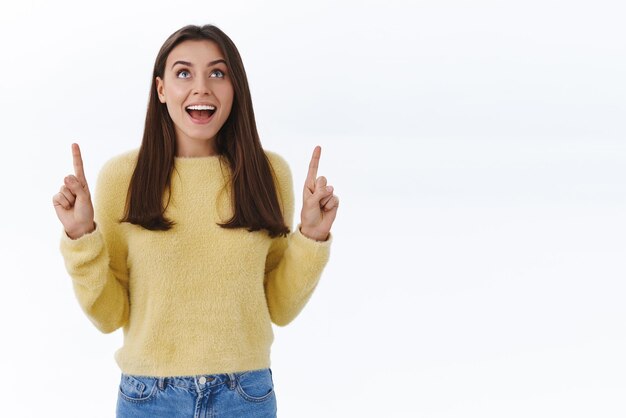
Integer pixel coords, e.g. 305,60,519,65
187,130,219,142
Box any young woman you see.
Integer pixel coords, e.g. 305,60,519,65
53,24,338,417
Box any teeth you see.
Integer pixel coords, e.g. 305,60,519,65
186,105,216,110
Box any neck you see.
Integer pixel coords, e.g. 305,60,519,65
175,136,218,157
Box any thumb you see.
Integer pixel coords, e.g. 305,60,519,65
312,182,333,202
64,175,90,200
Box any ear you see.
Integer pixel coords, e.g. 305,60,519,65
156,77,166,103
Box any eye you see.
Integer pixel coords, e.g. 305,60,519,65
176,69,191,79
210,69,225,78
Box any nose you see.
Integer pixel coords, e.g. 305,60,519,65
192,76,212,96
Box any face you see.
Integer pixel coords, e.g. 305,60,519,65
156,40,234,154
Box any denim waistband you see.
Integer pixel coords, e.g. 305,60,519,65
123,369,270,391
160,372,237,390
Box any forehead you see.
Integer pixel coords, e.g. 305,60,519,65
166,40,225,66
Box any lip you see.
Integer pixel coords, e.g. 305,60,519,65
185,102,217,108
185,102,217,125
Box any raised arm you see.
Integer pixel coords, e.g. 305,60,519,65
56,144,131,333
263,149,336,326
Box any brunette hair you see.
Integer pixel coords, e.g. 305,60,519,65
121,24,289,238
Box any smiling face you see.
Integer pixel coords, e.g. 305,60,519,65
156,40,234,156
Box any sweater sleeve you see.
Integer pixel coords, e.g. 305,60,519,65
59,156,131,334
263,151,333,326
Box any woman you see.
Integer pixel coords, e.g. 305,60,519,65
53,24,338,417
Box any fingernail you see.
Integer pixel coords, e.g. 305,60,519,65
326,186,333,192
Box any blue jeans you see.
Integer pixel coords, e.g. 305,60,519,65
116,368,277,417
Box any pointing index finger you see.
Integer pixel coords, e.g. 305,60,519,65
72,143,87,185
306,145,321,193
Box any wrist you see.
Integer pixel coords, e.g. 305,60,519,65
66,222,96,240
299,225,328,242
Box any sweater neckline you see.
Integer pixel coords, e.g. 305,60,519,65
172,154,229,178
174,153,225,165
174,153,222,160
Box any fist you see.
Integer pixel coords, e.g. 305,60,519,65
52,143,95,240
300,146,339,241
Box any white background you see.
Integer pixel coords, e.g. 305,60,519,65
0,0,624,416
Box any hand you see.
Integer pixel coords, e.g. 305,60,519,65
299,146,339,241
52,143,95,240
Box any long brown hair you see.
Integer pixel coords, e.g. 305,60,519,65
121,24,289,238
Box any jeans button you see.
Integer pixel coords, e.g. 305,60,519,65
199,376,207,385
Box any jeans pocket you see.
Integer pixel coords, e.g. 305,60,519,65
118,374,158,403
235,368,275,403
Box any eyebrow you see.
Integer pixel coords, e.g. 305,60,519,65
171,59,227,69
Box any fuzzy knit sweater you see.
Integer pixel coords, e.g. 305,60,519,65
59,148,332,377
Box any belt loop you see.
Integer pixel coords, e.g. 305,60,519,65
227,373,236,390
158,377,165,390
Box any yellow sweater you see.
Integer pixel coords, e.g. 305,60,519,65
59,149,332,377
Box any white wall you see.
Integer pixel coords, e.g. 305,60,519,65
0,0,624,416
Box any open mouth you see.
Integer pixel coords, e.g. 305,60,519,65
185,104,217,122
